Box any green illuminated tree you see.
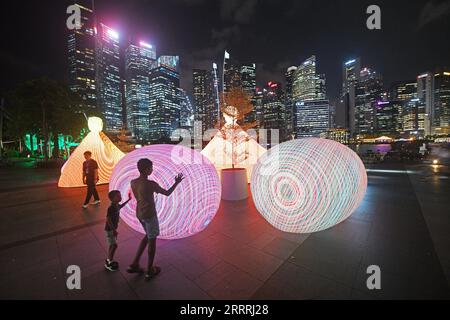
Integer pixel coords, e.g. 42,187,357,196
7,78,85,160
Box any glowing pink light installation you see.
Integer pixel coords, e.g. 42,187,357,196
250,138,367,233
109,144,221,239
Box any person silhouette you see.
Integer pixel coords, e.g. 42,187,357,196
128,158,184,280
82,151,100,208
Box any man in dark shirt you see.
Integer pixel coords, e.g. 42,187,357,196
104,190,131,271
82,150,100,208
128,158,184,280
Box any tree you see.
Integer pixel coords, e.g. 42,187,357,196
218,87,257,168
7,78,85,160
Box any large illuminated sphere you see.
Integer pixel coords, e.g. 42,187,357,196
109,144,221,239
250,138,367,234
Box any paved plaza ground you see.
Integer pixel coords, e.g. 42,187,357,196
0,163,449,299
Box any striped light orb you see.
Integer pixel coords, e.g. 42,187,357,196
250,138,367,234
109,144,221,239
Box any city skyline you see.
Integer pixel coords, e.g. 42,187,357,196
1,0,449,100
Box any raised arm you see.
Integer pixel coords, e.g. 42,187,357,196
154,173,184,196
119,192,133,209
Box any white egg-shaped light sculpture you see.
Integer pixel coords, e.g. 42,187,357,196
58,117,125,187
109,144,221,240
250,138,367,233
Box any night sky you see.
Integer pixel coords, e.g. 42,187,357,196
1,0,449,100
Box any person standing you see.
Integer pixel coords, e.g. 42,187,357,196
104,190,132,271
82,151,100,208
128,158,184,280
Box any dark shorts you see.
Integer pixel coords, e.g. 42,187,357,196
105,230,117,246
139,216,160,239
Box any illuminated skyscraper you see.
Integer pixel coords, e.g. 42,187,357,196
389,80,417,101
354,67,383,135
178,88,194,134
193,69,215,134
336,57,361,135
240,63,257,124
417,72,434,136
375,101,401,135
67,2,96,111
240,64,256,96
342,57,361,95
402,98,425,136
295,100,330,137
148,65,181,142
212,63,221,125
292,56,326,101
292,56,329,138
433,71,450,131
158,55,179,73
254,87,264,128
125,41,156,141
223,51,241,92
284,66,298,138
261,82,287,142
95,23,122,132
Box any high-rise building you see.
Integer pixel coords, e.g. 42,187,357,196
284,66,298,138
336,57,360,135
402,98,425,136
320,128,351,144
254,87,264,128
158,55,179,72
417,72,434,136
354,67,383,135
67,2,97,111
291,56,329,138
193,69,215,134
375,101,401,135
335,90,355,133
148,65,181,142
223,51,241,92
240,63,257,124
292,56,325,101
212,63,221,126
389,80,417,101
342,58,361,94
178,88,194,133
261,82,287,142
433,71,450,131
295,100,330,137
261,82,284,128
95,23,122,132
240,64,256,96
125,41,156,141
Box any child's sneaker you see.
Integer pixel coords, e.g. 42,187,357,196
104,259,119,272
93,200,101,205
82,204,88,209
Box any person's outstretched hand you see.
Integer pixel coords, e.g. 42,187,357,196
175,173,184,184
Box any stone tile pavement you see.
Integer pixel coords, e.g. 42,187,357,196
0,164,449,299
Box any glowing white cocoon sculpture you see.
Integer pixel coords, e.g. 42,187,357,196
250,138,367,233
109,144,221,239
58,117,125,187
201,128,266,183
